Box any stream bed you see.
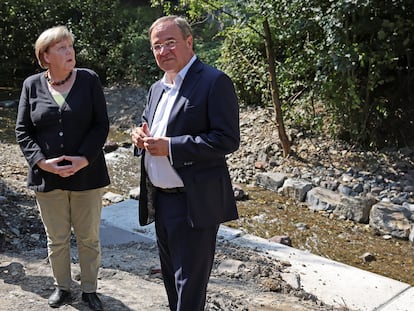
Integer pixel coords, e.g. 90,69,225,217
2,95,413,287
105,139,414,287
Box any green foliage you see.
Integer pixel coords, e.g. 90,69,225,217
151,0,414,148
102,4,162,86
1,0,44,82
313,0,414,147
2,0,412,147
218,26,270,106
0,0,161,88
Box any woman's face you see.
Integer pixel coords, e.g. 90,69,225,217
44,38,76,72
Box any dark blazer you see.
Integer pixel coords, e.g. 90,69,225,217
15,68,110,192
138,58,240,228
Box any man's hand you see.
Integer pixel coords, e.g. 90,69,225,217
143,136,170,156
131,122,150,149
131,122,169,156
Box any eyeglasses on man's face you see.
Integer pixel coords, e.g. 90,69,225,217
151,39,177,53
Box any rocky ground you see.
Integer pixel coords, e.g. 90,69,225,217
103,86,414,208
1,85,413,310
0,141,339,311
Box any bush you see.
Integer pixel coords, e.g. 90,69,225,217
0,0,161,88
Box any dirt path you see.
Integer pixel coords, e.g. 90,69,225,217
0,240,342,311
0,125,346,310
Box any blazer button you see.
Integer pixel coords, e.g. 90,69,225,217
59,132,63,136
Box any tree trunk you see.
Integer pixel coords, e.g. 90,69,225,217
262,18,291,157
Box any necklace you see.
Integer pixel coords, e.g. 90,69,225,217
45,70,72,86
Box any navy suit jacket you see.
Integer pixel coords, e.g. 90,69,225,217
138,58,240,228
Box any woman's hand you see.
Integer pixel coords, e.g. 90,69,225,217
37,155,89,178
62,155,88,176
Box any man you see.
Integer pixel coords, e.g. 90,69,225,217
131,15,240,311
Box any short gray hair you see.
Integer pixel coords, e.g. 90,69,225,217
149,15,193,40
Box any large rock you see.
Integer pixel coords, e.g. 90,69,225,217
278,178,312,202
369,202,412,239
255,172,287,192
306,187,376,223
334,195,377,223
306,187,340,212
105,86,147,130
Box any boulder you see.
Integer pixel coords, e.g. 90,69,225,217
306,187,376,223
278,178,312,202
306,187,340,212
334,195,377,223
369,202,412,239
255,172,287,192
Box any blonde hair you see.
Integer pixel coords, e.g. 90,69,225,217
35,26,74,69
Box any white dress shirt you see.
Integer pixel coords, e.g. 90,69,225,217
144,55,197,188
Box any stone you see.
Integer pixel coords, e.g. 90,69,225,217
360,252,376,263
103,141,119,153
103,191,124,203
129,187,140,200
278,178,313,202
295,222,309,230
352,183,364,193
306,187,340,212
320,180,339,191
254,161,267,169
341,174,353,182
269,235,292,246
403,202,414,213
369,202,412,239
334,195,377,223
255,172,287,192
217,259,245,275
233,184,246,200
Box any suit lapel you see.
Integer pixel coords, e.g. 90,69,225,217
148,82,164,128
167,60,203,130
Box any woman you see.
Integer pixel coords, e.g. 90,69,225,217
15,25,110,311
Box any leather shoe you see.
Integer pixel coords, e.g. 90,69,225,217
82,292,103,311
48,288,71,308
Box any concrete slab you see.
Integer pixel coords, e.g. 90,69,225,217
100,220,153,246
101,199,156,241
217,225,244,241
229,234,412,311
376,287,414,311
100,199,413,311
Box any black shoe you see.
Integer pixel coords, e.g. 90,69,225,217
82,292,103,311
48,288,71,308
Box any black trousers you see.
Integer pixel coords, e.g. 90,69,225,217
155,190,219,311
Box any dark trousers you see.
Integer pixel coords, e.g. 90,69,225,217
155,191,219,311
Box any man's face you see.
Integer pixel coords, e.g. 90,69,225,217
150,21,194,76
